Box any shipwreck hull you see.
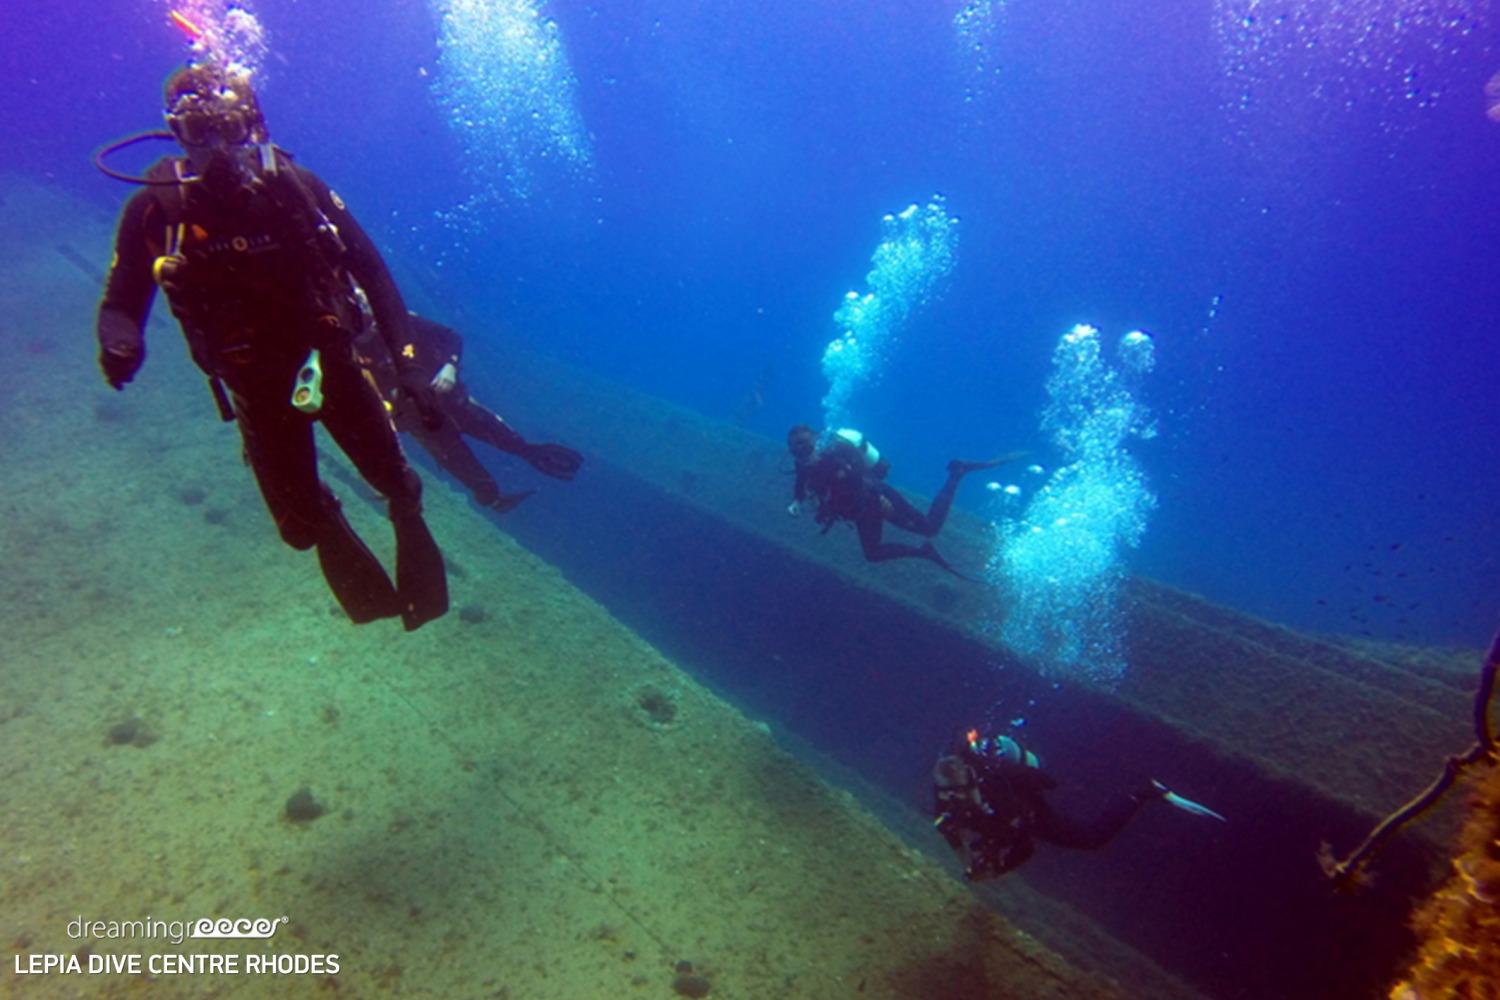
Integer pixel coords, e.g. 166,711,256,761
466,343,1472,1000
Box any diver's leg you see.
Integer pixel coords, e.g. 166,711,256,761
857,500,971,577
448,387,529,455
920,454,1024,534
856,506,925,562
924,467,967,536
894,457,1018,539
233,386,323,548
428,388,535,510
318,345,448,631
452,385,584,481
412,421,499,503
880,483,942,536
1032,788,1160,851
232,384,399,622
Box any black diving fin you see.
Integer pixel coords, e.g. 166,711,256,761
487,489,537,514
918,541,983,583
315,501,401,624
391,502,449,631
523,442,584,481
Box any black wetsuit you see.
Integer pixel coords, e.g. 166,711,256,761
96,151,447,630
795,440,967,565
356,316,550,509
355,315,581,510
933,750,1158,881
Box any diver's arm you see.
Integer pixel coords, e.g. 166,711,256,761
297,166,415,369
418,317,463,370
300,167,442,429
409,315,463,391
96,190,158,389
792,462,811,504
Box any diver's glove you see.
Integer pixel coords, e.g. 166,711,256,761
98,313,145,390
430,362,457,394
519,442,583,480
398,371,444,432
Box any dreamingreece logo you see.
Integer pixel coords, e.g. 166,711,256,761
190,917,287,940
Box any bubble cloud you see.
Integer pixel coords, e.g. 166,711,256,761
820,197,959,432
988,325,1157,688
430,0,593,215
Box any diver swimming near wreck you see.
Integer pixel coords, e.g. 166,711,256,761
785,424,1020,576
353,311,583,513
932,728,1225,881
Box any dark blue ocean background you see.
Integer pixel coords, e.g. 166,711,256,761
5,0,1498,649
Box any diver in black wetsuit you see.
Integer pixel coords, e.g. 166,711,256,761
354,313,583,513
94,63,448,630
785,424,1017,575
932,730,1225,881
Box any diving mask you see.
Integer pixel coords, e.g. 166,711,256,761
164,65,265,150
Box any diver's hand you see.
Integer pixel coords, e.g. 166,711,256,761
100,342,144,391
98,314,144,390
430,362,457,394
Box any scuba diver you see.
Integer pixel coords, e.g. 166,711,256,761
94,62,448,630
932,729,1225,882
785,424,1018,576
353,312,584,513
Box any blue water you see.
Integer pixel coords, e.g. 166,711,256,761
5,0,1498,651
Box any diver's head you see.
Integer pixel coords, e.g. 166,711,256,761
787,424,817,463
961,729,1042,770
164,63,267,182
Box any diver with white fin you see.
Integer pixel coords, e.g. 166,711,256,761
932,729,1225,881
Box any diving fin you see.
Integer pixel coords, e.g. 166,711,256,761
487,489,537,514
315,503,401,624
947,451,1029,477
391,501,449,632
524,442,584,481
1152,780,1227,822
918,541,981,583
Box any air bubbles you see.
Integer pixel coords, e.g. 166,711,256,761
820,197,959,430
430,0,593,210
1215,0,1489,124
1119,330,1156,375
164,1,269,82
987,323,1157,688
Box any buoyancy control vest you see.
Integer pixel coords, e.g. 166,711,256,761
144,151,359,380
